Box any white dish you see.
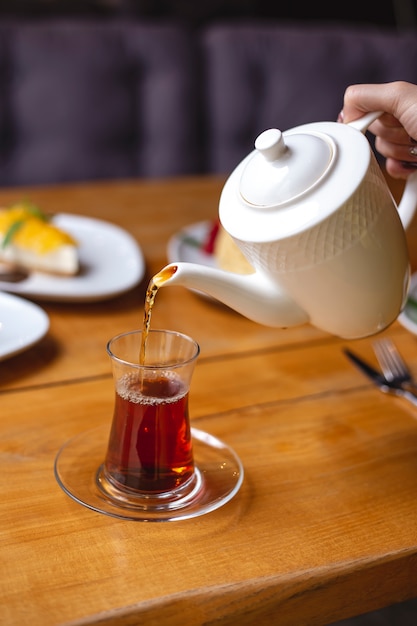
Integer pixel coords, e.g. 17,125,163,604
167,220,218,268
0,292,49,361
167,220,219,299
398,272,417,335
0,214,145,302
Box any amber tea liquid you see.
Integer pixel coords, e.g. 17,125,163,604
140,265,178,365
104,370,194,493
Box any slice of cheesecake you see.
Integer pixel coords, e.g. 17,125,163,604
0,203,79,276
213,225,254,275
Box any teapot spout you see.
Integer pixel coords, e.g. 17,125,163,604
157,262,309,328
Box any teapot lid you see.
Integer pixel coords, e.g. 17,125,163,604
220,121,371,242
240,128,335,207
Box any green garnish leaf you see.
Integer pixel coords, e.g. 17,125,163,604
1,200,53,249
180,234,204,249
2,219,24,248
10,200,49,222
407,295,417,310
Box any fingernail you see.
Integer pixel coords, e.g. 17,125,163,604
337,110,344,123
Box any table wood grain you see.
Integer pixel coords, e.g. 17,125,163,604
2,175,417,625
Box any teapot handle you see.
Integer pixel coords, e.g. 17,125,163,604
397,170,417,231
346,111,382,133
347,111,417,231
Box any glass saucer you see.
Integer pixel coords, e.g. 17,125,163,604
54,426,244,522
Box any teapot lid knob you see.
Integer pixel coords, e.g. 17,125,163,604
254,129,286,161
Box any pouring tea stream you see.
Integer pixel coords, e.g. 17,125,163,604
156,113,417,339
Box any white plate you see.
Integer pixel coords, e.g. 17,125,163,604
0,292,49,361
167,220,219,299
167,220,218,268
398,272,417,335
0,214,145,302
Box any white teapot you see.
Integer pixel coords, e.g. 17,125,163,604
159,113,417,339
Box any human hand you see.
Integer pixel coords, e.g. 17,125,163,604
339,81,417,179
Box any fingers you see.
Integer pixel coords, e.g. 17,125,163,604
340,81,417,179
341,81,417,140
342,83,401,123
385,157,417,179
374,134,417,178
375,133,417,159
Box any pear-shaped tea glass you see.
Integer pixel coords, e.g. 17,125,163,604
99,328,200,504
55,329,243,521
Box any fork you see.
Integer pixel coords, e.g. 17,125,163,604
372,338,417,392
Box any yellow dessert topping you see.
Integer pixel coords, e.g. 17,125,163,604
0,204,77,254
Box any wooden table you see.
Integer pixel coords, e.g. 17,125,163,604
2,175,417,626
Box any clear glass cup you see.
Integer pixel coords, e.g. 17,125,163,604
96,329,200,508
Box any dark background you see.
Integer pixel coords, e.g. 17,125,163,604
0,0,416,30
